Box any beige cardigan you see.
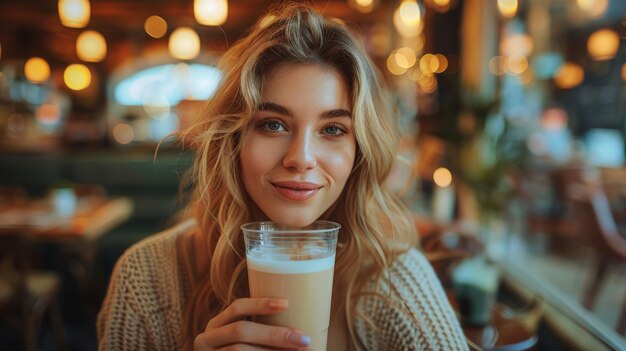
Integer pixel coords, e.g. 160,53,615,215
97,220,468,350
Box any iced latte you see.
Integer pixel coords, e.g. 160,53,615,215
242,221,340,351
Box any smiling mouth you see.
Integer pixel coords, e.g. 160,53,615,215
271,182,322,201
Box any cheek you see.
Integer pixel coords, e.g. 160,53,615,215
323,142,356,183
241,138,282,181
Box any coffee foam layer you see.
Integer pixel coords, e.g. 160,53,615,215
247,254,335,274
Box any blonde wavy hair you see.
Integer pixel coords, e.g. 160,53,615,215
178,2,416,349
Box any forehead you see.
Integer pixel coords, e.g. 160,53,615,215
261,62,350,101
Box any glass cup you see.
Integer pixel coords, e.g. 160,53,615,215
452,256,500,326
241,220,340,351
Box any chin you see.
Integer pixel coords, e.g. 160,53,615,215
267,212,319,228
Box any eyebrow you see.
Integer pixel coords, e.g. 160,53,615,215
257,102,352,119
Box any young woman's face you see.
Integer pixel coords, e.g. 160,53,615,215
240,63,356,227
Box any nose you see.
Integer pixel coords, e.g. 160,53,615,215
283,131,316,171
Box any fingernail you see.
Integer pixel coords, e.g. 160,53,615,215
269,299,288,309
288,331,311,346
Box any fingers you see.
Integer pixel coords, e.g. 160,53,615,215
217,345,308,351
202,320,311,349
207,298,288,329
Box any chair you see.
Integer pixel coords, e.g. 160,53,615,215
525,165,592,255
574,183,626,334
0,233,67,351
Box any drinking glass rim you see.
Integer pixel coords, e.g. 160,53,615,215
240,220,341,234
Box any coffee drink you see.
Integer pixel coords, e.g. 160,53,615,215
242,221,340,351
248,255,335,350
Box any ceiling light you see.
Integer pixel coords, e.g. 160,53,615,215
58,0,90,28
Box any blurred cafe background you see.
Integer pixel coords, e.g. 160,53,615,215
0,0,624,350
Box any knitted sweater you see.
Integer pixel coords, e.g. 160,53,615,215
97,220,468,350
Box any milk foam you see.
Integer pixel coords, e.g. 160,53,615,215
247,254,335,274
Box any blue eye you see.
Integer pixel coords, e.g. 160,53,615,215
325,126,340,135
257,119,286,133
267,121,282,131
323,123,347,137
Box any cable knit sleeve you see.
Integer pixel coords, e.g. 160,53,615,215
97,220,194,351
355,248,469,350
97,246,157,350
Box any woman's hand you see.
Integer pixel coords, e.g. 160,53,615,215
194,297,312,350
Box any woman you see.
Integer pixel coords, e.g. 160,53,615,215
98,3,467,350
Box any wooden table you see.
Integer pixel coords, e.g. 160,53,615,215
0,195,134,316
447,291,538,351
0,196,133,241
462,306,538,351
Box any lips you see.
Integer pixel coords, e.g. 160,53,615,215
271,181,322,201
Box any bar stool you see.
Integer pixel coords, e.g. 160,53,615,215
0,232,67,351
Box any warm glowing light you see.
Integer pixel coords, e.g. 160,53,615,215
577,0,609,18
350,0,375,13
505,55,528,75
554,62,584,89
145,16,168,38
113,123,134,144
387,52,407,75
36,104,61,124
24,57,50,83
407,68,421,81
64,63,91,90
58,0,90,28
622,63,626,82
430,0,452,12
501,34,533,57
489,56,506,76
399,0,421,23
393,0,422,38
429,56,440,73
194,0,228,26
433,167,453,187
587,29,619,61
419,54,435,74
418,73,437,93
76,30,106,62
497,0,517,18
169,27,200,60
434,54,448,73
395,47,417,69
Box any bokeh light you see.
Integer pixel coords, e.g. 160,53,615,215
145,15,168,38
387,51,407,75
64,63,91,90
587,29,619,61
168,27,200,60
433,167,453,187
497,0,517,18
113,123,134,144
76,30,107,62
58,0,90,28
554,62,584,89
24,57,50,83
194,0,228,26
